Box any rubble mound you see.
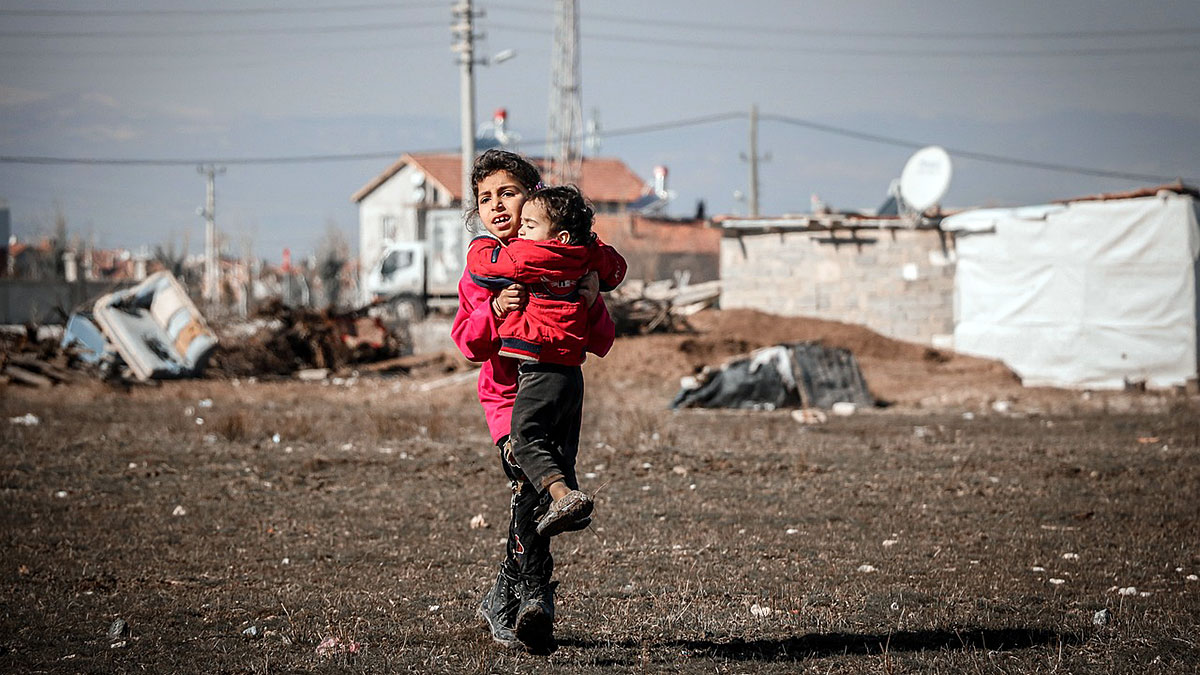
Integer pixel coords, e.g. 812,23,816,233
206,301,407,378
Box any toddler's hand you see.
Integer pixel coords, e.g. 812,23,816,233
492,284,527,318
579,271,600,308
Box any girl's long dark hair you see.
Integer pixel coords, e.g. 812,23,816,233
465,149,542,232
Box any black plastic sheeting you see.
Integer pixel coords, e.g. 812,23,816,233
670,342,874,411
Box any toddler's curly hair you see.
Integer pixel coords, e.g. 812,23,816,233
527,185,595,246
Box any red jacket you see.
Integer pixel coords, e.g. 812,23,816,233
466,235,626,366
450,268,616,442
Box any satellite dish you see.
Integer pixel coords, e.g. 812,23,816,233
409,170,426,187
410,186,426,202
899,146,952,213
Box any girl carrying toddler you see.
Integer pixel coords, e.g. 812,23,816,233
450,149,624,652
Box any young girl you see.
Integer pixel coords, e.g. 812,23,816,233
450,150,617,653
466,185,625,536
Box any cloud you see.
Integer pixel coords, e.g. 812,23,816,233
159,103,217,123
81,92,120,109
0,85,51,107
70,125,140,143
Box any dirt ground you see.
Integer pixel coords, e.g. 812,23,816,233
2,309,1198,673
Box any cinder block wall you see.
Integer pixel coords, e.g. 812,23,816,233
719,228,956,346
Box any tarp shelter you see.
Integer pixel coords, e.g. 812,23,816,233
943,188,1200,389
670,342,874,410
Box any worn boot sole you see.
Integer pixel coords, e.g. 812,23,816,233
536,491,594,537
513,604,555,654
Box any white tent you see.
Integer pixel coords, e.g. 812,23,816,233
943,189,1199,390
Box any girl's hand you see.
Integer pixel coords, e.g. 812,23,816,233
579,271,600,308
492,284,527,318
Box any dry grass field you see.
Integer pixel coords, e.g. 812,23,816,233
2,310,1198,673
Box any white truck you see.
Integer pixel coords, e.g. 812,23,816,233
361,208,469,320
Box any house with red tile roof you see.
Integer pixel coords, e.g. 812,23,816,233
351,152,721,308
352,152,647,272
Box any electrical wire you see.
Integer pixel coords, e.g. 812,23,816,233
489,22,1200,58
0,3,445,17
0,20,451,40
759,113,1188,183
0,111,1191,184
493,3,1200,41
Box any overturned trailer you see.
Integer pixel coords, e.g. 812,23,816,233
89,271,218,380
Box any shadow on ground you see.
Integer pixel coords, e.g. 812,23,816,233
561,627,1081,662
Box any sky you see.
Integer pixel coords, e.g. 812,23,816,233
1,0,1198,261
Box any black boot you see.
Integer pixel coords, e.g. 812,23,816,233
477,565,520,648
514,575,558,654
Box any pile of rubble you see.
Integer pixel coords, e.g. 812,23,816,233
607,279,720,335
1,272,425,387
0,325,95,387
207,300,409,378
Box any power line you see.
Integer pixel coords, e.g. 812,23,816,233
0,2,445,17
1,111,1191,184
0,150,445,166
0,20,450,39
759,113,1189,184
490,23,1200,58
0,40,449,60
494,3,1200,41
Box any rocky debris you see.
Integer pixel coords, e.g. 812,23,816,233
315,636,362,657
1093,608,1112,626
107,618,130,640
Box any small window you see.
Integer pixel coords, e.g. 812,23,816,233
379,249,414,277
381,215,397,240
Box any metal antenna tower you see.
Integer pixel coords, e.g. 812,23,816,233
546,0,582,186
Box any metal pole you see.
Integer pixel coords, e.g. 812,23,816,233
197,164,224,303
454,0,476,211
749,104,759,218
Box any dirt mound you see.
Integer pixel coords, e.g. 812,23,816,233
592,308,1033,410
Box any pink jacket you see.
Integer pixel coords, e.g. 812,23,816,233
450,267,616,443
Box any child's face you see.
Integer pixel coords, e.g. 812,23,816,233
518,201,568,243
476,170,528,241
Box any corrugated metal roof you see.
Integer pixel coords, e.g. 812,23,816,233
351,153,648,204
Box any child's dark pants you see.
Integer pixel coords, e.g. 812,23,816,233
509,362,584,493
499,362,585,584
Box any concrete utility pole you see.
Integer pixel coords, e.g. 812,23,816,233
452,0,480,209
547,0,582,185
197,164,225,303
740,104,769,218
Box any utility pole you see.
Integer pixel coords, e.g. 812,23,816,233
740,104,769,217
452,0,481,209
197,164,225,304
547,0,582,185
